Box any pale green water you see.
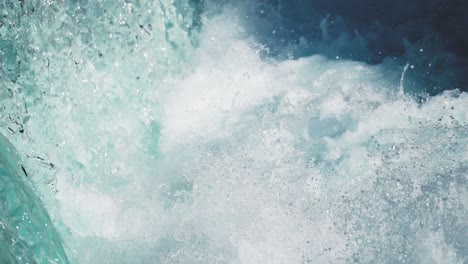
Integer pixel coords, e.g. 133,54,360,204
0,133,68,263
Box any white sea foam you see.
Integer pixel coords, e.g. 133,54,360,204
1,1,466,263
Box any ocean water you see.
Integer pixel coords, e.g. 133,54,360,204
0,0,467,263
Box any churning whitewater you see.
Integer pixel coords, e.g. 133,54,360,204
0,0,466,263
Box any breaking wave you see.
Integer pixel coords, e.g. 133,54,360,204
0,0,466,263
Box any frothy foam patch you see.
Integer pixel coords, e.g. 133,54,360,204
0,1,466,263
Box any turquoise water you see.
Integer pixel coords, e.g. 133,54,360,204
0,133,68,263
0,0,467,263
